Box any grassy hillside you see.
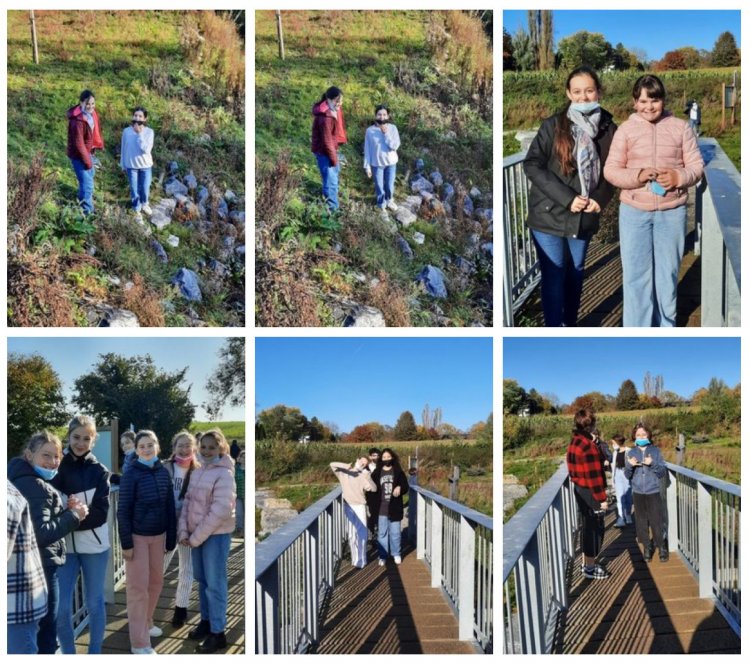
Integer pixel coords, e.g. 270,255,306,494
7,10,245,326
191,420,246,444
503,68,741,169
256,10,493,327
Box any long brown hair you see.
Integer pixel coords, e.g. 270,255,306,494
554,66,602,176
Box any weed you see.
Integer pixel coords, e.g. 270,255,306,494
121,274,166,327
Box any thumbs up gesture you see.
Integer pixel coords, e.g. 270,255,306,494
644,453,653,466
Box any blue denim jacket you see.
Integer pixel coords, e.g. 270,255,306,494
624,444,666,495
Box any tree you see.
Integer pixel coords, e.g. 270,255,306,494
203,337,245,420
610,42,637,70
567,391,609,414
73,353,195,455
421,404,442,430
527,10,553,70
394,411,417,441
8,353,68,458
656,50,687,71
616,379,640,410
711,31,740,67
676,46,702,70
557,31,611,70
503,28,515,70
346,422,387,443
511,27,536,72
477,413,493,446
503,379,528,415
256,405,308,441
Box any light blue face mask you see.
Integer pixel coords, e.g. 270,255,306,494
635,438,650,447
34,465,58,481
138,456,158,468
570,101,601,114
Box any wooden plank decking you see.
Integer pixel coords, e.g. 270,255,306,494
73,537,245,654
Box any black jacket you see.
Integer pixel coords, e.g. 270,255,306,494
370,466,410,522
524,110,617,238
8,457,80,568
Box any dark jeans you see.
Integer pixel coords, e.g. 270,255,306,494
633,492,664,548
38,565,60,654
574,485,604,558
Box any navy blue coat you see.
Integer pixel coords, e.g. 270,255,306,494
117,458,176,552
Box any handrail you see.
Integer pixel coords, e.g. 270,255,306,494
410,484,494,531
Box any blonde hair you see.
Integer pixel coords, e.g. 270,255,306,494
200,428,229,456
67,415,97,442
24,430,63,456
170,431,197,458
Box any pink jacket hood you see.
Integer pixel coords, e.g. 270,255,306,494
178,454,235,547
603,111,704,211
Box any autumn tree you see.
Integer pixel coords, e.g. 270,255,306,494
656,50,687,71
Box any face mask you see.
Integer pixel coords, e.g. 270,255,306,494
34,465,58,481
132,120,145,126
199,454,221,465
138,456,158,468
635,438,650,447
376,118,387,125
570,101,600,114
174,454,194,468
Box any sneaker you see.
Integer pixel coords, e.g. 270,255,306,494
379,208,390,221
141,203,153,216
378,559,386,567
131,647,157,654
196,632,227,654
149,625,163,638
188,619,211,641
643,541,655,562
659,547,669,562
394,556,402,565
134,211,145,225
386,199,399,211
582,564,610,579
614,517,626,528
171,606,187,628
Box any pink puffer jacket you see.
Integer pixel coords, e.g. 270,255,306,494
178,455,235,547
603,111,704,211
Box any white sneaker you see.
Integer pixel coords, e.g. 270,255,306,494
131,647,157,654
134,211,145,225
386,199,398,211
394,556,402,565
141,203,153,216
149,625,163,637
378,559,386,567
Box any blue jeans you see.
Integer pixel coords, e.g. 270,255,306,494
57,549,109,654
531,229,591,327
70,157,95,215
7,621,40,654
377,515,402,560
126,167,152,211
38,566,60,654
315,153,340,211
192,533,231,633
372,164,396,208
619,203,686,327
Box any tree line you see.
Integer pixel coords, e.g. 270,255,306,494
503,10,739,72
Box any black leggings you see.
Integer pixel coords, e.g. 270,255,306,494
574,486,604,558
633,492,664,548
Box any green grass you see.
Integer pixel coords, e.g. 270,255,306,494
191,420,246,444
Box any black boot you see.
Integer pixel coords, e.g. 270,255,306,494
643,540,654,562
188,619,211,640
172,606,188,628
197,632,227,653
659,545,669,562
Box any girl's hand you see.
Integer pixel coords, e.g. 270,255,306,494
628,455,639,466
393,486,401,498
655,169,679,190
570,195,588,213
122,548,134,561
638,168,658,184
365,166,372,179
599,502,608,511
644,453,653,466
584,199,601,213
180,538,191,547
72,504,89,520
379,124,388,134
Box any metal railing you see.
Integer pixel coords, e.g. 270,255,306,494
503,461,741,653
408,484,494,652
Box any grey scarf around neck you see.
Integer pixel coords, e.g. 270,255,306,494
566,106,602,199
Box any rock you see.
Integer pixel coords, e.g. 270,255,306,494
196,258,207,270
236,244,246,258
150,240,168,264
171,268,202,302
106,275,121,287
416,265,448,298
396,235,413,260
124,281,134,291
504,475,529,514
442,183,455,202
411,176,434,194
196,186,210,205
515,130,538,152
352,272,367,284
166,234,180,248
430,171,443,187
443,202,452,217
421,198,445,220
414,158,425,174
224,190,237,205
413,232,425,245
469,186,482,200
463,196,475,217
403,195,423,212
369,277,381,289
98,308,140,328
149,198,177,230
468,233,482,249
164,177,188,197
482,242,493,257
197,133,212,144
454,256,476,275
229,210,245,227
208,259,230,278
174,193,190,205
395,206,417,227
333,242,343,253
184,171,198,191
344,304,386,327
167,161,179,176
475,208,493,223
442,130,457,141
471,321,485,327
87,245,97,256
216,198,229,220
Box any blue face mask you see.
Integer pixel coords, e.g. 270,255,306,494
34,465,58,481
138,456,158,468
570,101,600,114
635,438,650,447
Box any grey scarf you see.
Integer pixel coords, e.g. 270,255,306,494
567,106,602,199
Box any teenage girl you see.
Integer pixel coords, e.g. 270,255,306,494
363,105,401,212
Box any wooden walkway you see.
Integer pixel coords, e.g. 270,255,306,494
73,537,245,654
553,513,740,654
311,542,478,654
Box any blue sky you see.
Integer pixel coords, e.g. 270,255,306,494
504,338,740,403
255,338,493,432
8,337,245,421
503,10,741,61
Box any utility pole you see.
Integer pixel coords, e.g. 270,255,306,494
30,10,39,64
275,10,285,60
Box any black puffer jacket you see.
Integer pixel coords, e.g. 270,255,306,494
523,109,617,238
7,457,80,568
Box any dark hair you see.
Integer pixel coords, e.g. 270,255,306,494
632,74,666,101
554,65,602,176
612,434,626,445
374,104,389,115
378,447,402,473
613,434,627,467
573,408,597,434
132,106,148,119
79,89,95,103
631,423,653,441
320,86,343,103
368,447,380,455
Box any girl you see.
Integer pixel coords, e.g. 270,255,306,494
604,74,704,327
162,431,199,627
117,430,176,654
611,434,633,528
8,432,89,653
330,457,376,568
363,105,401,212
120,106,155,222
370,448,409,566
524,66,617,327
66,89,104,215
625,424,668,562
178,429,235,654
235,449,245,537
51,415,111,654
311,86,348,211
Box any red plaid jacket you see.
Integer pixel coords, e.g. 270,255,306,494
566,432,607,503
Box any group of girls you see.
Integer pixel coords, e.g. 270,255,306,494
8,416,238,655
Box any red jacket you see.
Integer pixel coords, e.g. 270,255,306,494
566,432,607,503
311,100,347,165
67,105,104,169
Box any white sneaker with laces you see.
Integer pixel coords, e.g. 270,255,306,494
141,203,153,216
394,556,402,565
378,559,386,567
149,625,163,637
386,199,399,211
134,211,145,225
131,647,157,654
